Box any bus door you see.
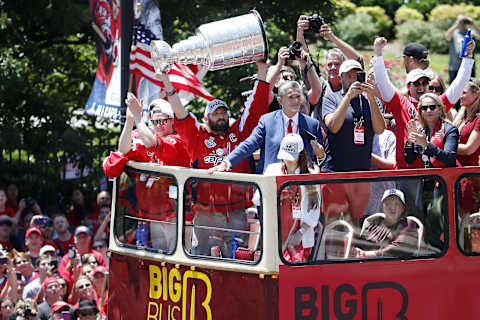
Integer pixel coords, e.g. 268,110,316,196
278,168,480,320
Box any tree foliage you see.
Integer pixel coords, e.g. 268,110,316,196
0,0,336,204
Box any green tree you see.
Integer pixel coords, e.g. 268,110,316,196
0,0,335,206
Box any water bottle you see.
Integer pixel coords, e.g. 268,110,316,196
141,222,148,247
459,29,472,58
136,222,144,247
231,234,239,259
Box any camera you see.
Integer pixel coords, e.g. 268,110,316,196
24,197,36,212
68,244,76,259
287,41,302,60
462,19,471,25
0,257,7,265
357,71,366,83
306,14,324,33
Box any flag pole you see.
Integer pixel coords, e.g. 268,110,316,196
120,0,133,131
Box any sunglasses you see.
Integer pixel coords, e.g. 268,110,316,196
412,80,429,87
420,104,439,111
80,310,97,316
428,85,443,93
92,244,106,250
77,283,92,290
15,259,29,265
151,119,169,126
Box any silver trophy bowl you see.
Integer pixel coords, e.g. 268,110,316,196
150,10,268,73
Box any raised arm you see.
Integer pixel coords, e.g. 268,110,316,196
296,15,309,51
372,37,396,103
324,83,358,134
155,72,188,120
118,108,134,154
296,50,322,105
363,83,385,135
320,23,361,61
444,40,476,108
266,47,290,105
125,93,156,148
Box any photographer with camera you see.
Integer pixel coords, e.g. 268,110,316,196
321,60,385,225
296,15,363,125
445,15,479,83
266,42,322,114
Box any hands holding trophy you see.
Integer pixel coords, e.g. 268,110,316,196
150,10,268,73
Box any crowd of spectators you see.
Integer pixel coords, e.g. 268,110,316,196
0,183,109,319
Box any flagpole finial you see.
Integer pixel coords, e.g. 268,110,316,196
135,2,141,20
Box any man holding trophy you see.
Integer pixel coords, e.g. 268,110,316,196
149,10,270,257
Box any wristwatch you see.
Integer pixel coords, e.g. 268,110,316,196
166,88,177,97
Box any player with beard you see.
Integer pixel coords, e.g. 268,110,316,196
154,60,269,257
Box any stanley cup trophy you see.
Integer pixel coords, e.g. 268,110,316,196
150,10,268,73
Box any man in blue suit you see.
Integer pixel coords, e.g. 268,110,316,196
210,80,325,174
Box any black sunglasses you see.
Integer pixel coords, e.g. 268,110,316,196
420,104,439,111
80,310,98,316
428,85,443,93
151,119,169,126
412,80,429,87
92,244,106,250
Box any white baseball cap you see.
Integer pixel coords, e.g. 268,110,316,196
339,59,363,75
406,68,431,84
277,133,304,161
381,188,406,205
149,99,174,118
39,245,56,256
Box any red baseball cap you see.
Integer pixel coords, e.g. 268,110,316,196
43,277,60,291
51,301,70,313
25,227,42,238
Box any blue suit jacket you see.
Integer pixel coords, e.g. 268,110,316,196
227,110,323,173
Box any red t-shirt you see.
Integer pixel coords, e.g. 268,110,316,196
0,207,15,218
458,116,480,166
174,81,269,213
54,234,75,256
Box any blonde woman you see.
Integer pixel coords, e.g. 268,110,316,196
454,80,480,217
405,93,459,167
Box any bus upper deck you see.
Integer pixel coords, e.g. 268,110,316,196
107,162,480,320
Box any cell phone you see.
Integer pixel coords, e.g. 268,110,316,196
61,311,71,320
300,129,316,141
0,257,7,265
16,272,22,281
357,71,366,83
68,244,76,259
50,260,58,270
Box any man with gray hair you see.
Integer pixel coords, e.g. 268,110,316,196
211,80,325,174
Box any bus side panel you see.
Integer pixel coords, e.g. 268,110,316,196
108,252,278,320
279,257,479,320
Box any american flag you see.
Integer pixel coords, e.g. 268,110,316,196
129,21,214,101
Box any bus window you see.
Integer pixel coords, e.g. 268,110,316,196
184,178,261,263
114,167,178,254
456,174,480,254
279,176,446,264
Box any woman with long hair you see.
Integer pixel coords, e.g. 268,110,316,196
453,80,480,218
260,134,321,262
454,79,480,166
405,93,459,168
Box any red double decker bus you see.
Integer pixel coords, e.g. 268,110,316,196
107,162,480,319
